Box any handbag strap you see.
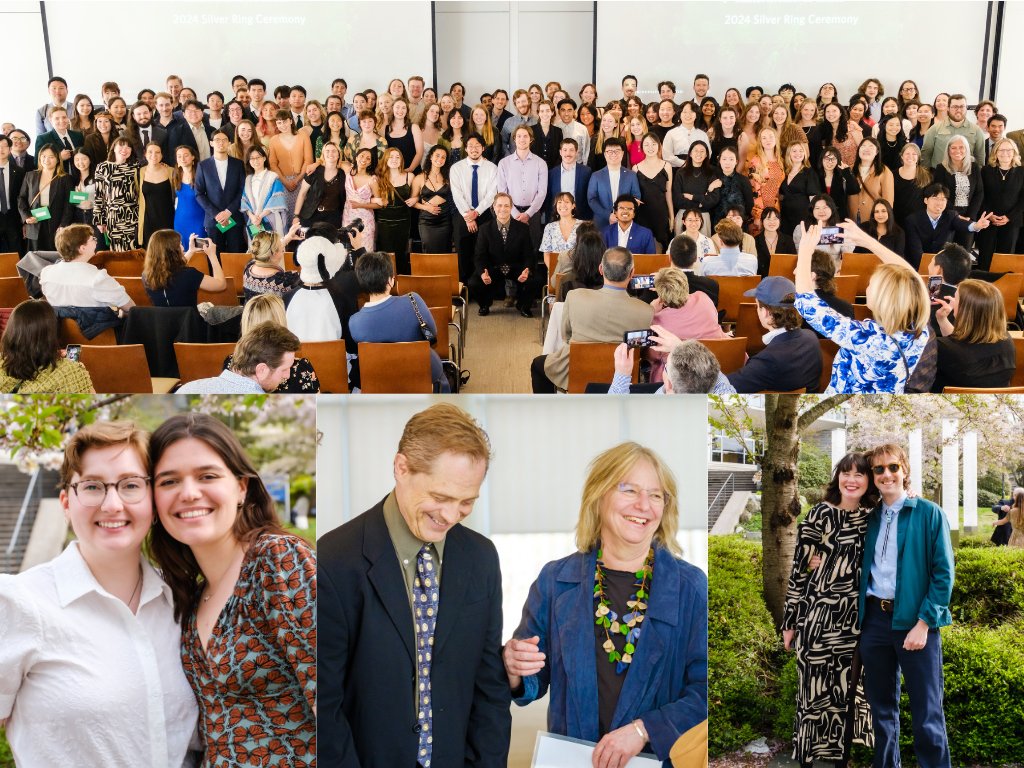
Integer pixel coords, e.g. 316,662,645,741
408,293,430,332
886,332,912,383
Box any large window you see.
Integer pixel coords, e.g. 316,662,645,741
711,429,762,465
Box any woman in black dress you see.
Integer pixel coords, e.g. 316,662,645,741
530,101,562,168
632,133,673,250
294,141,346,233
778,142,820,234
753,207,796,277
671,140,720,234
709,146,753,227
876,114,907,174
139,142,175,246
892,143,930,230
975,138,1024,269
142,229,226,306
412,145,452,253
385,97,422,174
816,147,859,220
375,147,416,274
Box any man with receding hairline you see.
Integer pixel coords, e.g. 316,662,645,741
319,403,511,768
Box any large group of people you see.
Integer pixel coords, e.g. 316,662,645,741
1,70,1022,393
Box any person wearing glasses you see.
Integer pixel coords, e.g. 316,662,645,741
502,442,707,766
858,444,953,768
0,421,199,766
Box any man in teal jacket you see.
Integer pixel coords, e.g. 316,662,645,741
858,443,954,768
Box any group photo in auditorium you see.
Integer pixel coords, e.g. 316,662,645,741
0,0,1022,397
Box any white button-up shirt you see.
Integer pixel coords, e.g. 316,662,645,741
0,542,199,767
450,157,499,216
39,260,132,308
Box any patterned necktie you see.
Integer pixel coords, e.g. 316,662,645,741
471,164,479,209
413,545,439,767
500,224,508,244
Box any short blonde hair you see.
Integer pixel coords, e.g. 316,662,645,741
241,293,287,334
868,264,930,337
654,267,690,308
397,403,492,475
60,421,149,490
988,137,1021,168
574,442,681,557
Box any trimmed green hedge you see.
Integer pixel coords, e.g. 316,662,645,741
1,726,11,768
710,535,1024,765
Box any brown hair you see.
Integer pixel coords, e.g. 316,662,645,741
274,109,296,134
231,322,300,376
0,300,61,381
811,249,837,294
865,443,912,490
60,420,150,491
55,223,94,261
143,229,186,290
397,403,492,474
714,219,743,247
949,279,1008,344
149,412,290,622
759,296,802,331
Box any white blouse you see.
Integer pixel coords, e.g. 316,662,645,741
0,542,199,767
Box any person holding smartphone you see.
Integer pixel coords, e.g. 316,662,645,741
0,300,94,393
142,230,226,307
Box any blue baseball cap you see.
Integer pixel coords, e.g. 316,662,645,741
744,276,796,307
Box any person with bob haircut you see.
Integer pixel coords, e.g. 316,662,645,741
0,421,199,765
0,299,93,393
142,229,225,306
503,441,707,765
148,412,315,766
646,266,728,383
782,451,879,767
931,278,1016,391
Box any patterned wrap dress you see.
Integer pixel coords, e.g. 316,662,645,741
182,534,316,767
782,502,874,764
93,160,140,251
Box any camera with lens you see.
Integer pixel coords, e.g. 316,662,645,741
339,219,365,248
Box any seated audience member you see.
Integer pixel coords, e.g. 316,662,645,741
557,224,605,300
711,205,757,255
861,198,906,256
647,267,728,383
40,224,133,311
0,300,93,394
349,250,450,393
177,321,300,394
223,293,320,393
793,194,855,267
702,219,758,276
470,192,540,317
285,235,346,341
727,276,822,393
926,242,973,332
754,207,797,277
142,230,225,306
243,229,303,303
586,137,641,225
667,233,719,306
601,194,656,253
608,332,737,394
903,183,992,269
531,245,654,392
932,279,1016,391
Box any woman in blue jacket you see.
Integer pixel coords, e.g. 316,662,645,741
503,442,707,767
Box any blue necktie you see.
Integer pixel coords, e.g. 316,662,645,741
471,164,479,209
413,545,439,767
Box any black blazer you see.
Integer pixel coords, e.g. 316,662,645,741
194,156,245,231
932,336,1016,392
904,210,974,269
34,129,84,156
726,328,822,393
932,164,983,220
318,500,511,768
817,167,860,221
0,163,26,224
122,124,170,163
168,118,214,157
547,162,593,220
17,171,74,240
474,217,533,276
754,232,797,277
530,123,563,168
11,153,36,173
684,269,719,306
84,133,115,166
778,168,821,234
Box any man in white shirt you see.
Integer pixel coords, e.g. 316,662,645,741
450,134,499,282
702,219,758,276
177,323,300,394
41,224,134,310
554,98,591,165
497,126,548,250
663,102,711,167
35,76,72,135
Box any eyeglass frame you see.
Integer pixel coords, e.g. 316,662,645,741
871,463,902,476
67,476,151,506
616,481,669,507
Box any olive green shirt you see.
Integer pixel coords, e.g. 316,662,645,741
382,490,445,612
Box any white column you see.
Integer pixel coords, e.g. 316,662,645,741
831,428,847,469
963,431,978,532
942,420,960,532
909,428,923,497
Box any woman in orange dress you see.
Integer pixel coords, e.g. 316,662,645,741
268,110,313,220
747,127,784,234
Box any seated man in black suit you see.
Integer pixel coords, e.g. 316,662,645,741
669,233,719,306
194,129,246,252
123,101,169,163
904,183,992,269
318,402,511,768
470,192,541,317
34,107,83,174
727,276,822,393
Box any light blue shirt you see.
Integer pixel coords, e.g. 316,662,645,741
176,368,265,394
867,492,907,599
559,163,576,196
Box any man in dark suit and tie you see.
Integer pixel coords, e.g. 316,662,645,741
7,130,35,172
547,137,592,220
601,195,656,254
318,402,511,768
170,100,214,162
0,136,26,253
123,101,169,163
470,192,541,317
34,107,83,175
587,137,642,225
904,182,992,269
194,129,246,252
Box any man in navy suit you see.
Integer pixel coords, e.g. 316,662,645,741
726,276,822,393
601,195,656,254
547,137,592,220
34,107,83,175
194,129,246,252
904,182,991,269
318,403,511,768
587,137,641,225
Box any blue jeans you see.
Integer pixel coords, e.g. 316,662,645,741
860,600,951,768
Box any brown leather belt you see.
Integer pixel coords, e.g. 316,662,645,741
868,595,894,613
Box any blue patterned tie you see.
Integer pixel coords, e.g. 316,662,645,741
413,545,439,766
471,164,479,209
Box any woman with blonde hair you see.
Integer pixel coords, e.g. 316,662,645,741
778,142,820,234
747,127,784,233
228,118,258,161
932,278,1016,390
976,137,1024,268
242,228,302,302
1007,489,1024,549
293,141,347,232
648,267,728,383
502,442,707,765
589,111,621,172
795,220,930,393
143,229,225,306
224,293,319,392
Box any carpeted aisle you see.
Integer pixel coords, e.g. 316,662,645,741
458,304,544,393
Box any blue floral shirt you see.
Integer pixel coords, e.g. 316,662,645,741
794,292,929,394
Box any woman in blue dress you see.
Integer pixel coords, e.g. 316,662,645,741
173,145,206,244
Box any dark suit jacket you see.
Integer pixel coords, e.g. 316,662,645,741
932,164,983,219
122,123,169,163
547,163,593,220
11,153,36,173
168,118,214,157
474,217,533,276
587,167,642,225
34,129,84,156
684,270,719,306
601,222,656,254
0,163,26,225
904,210,974,269
727,328,822,393
17,171,73,240
318,499,511,768
194,155,245,231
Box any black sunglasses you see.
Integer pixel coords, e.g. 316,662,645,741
871,463,902,475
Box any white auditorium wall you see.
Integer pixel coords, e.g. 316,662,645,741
1,3,51,135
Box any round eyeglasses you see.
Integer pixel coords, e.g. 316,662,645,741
69,477,150,507
617,482,668,508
